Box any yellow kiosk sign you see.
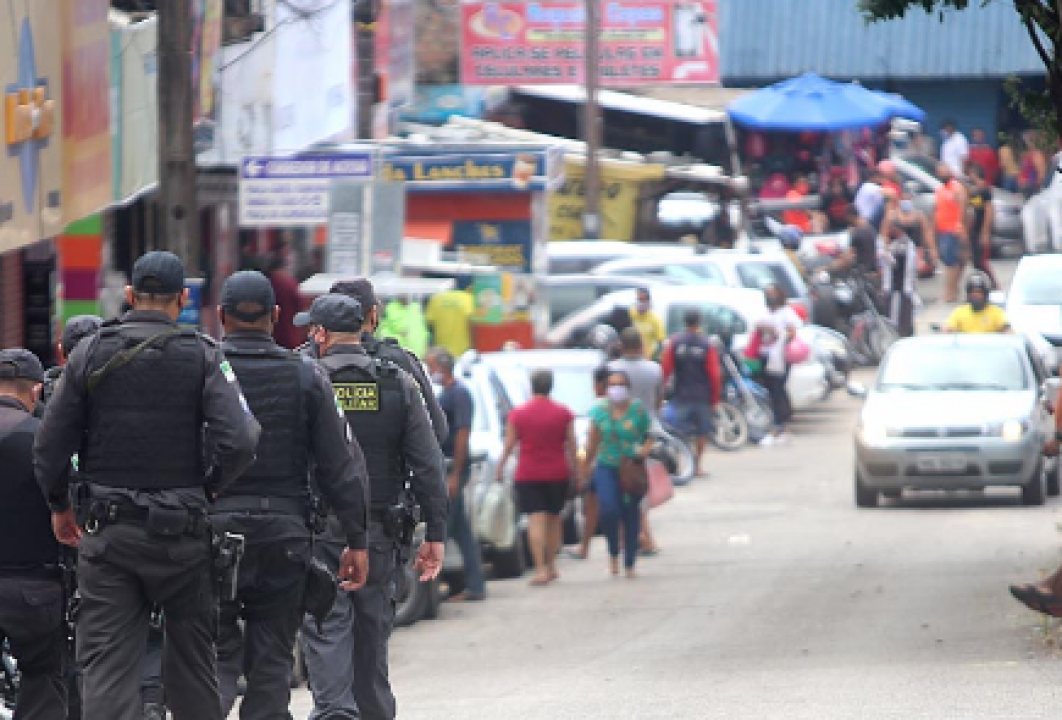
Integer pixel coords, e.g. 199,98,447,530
548,157,665,241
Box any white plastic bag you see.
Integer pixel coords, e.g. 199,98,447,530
475,481,516,548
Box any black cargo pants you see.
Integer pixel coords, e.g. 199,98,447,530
0,577,67,720
301,522,400,720
76,522,220,720
212,512,310,720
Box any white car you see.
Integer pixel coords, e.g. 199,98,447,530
546,285,830,410
1021,152,1062,254
546,240,694,275
1005,254,1062,370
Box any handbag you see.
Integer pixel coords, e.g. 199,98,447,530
474,481,516,548
607,408,649,497
646,458,673,508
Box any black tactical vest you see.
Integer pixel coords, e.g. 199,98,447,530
320,352,407,507
221,341,311,500
80,324,205,489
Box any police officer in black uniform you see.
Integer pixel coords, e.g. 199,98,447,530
37,315,103,414
0,349,67,719
212,271,372,718
328,279,448,444
296,294,447,720
34,251,261,720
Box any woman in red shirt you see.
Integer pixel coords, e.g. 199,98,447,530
496,369,577,586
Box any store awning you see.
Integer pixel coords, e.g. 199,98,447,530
405,220,453,244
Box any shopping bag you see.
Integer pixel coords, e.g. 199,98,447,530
646,458,674,509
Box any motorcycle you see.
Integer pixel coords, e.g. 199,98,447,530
810,270,899,366
647,425,697,486
712,336,774,443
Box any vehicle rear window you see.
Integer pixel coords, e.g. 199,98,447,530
666,303,746,337
736,262,801,298
547,285,599,324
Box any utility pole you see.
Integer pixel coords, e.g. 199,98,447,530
582,0,602,240
158,0,200,273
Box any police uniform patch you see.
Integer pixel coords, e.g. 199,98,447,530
220,360,237,383
334,382,379,411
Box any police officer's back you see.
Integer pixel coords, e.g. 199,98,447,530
211,272,372,718
329,279,449,444
295,294,447,720
34,251,261,720
0,349,67,719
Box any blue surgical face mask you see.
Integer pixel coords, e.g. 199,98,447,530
899,200,914,213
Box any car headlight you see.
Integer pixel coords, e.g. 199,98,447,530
999,420,1026,442
858,422,888,445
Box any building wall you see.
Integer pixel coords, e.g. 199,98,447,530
0,253,23,349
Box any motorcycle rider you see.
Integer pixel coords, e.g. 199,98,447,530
943,272,1010,334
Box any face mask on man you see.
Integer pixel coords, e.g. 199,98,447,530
431,371,446,385
606,385,630,405
899,200,914,214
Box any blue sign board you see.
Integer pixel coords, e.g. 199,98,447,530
177,278,205,328
451,220,533,272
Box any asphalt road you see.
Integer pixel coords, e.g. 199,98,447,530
275,260,1062,719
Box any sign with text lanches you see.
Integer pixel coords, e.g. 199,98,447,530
460,0,717,86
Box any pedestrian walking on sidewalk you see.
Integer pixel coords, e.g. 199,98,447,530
496,369,577,586
580,370,653,578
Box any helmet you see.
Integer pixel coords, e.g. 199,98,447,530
778,224,803,250
587,323,619,352
965,272,991,296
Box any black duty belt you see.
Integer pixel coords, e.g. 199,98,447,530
83,501,208,538
0,565,63,581
211,495,306,518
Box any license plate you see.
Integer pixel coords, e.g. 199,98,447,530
916,454,967,473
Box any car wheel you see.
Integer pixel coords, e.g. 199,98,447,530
1022,458,1047,506
1049,459,1061,497
855,469,878,508
491,530,527,579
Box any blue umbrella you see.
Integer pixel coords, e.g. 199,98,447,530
728,72,892,131
870,91,926,123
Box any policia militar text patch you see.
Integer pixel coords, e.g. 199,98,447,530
334,383,379,412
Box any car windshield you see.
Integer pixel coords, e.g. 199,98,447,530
736,262,801,298
492,363,600,418
1015,269,1062,305
878,345,1028,391
666,303,747,336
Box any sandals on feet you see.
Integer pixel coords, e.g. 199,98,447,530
1009,584,1062,617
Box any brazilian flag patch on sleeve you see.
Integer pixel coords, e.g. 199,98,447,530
334,383,379,411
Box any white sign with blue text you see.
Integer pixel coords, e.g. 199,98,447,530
237,154,374,227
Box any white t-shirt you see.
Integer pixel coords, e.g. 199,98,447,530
941,132,969,176
757,305,803,374
853,181,884,223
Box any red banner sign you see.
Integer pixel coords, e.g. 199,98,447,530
460,0,717,86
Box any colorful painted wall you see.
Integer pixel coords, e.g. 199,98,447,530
57,214,102,323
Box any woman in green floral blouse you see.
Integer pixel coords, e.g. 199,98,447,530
580,369,653,577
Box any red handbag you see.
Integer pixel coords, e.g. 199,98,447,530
916,247,936,279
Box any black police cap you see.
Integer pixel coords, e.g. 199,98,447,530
221,271,276,322
61,315,102,356
0,349,45,383
329,278,378,309
131,251,185,294
293,294,364,332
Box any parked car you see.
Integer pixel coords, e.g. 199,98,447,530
1020,152,1062,254
546,285,830,409
1005,253,1062,369
588,250,814,321
892,154,1025,256
438,355,526,593
546,240,694,275
540,274,674,326
854,333,1056,507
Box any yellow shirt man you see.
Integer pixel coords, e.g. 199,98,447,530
944,304,1010,333
425,289,474,357
629,305,666,357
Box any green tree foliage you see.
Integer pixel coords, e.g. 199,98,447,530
860,0,1061,142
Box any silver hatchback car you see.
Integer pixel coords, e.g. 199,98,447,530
854,334,1056,507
